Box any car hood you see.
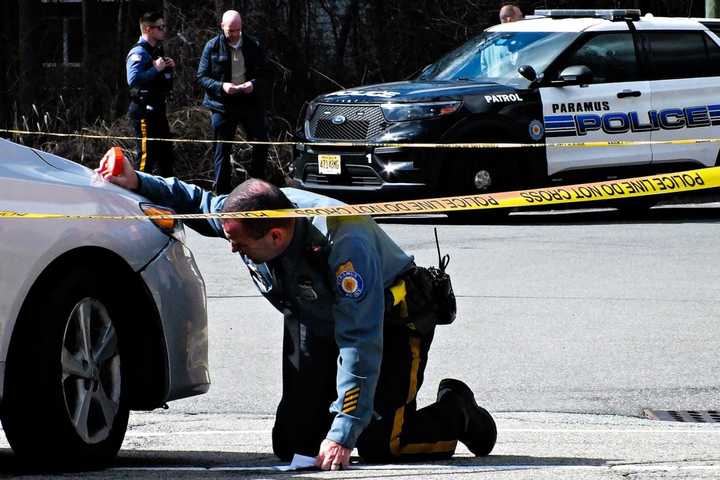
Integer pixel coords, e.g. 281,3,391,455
0,139,173,273
30,147,150,207
314,80,507,104
0,139,155,217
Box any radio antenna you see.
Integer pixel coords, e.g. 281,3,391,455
434,228,450,273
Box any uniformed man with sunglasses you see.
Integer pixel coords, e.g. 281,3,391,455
126,11,176,176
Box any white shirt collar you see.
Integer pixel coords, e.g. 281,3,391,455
229,34,243,50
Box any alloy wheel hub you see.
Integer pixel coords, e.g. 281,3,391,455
474,170,492,190
61,298,121,444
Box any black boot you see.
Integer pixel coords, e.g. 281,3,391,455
437,378,497,456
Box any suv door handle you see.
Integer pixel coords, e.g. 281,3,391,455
617,90,641,98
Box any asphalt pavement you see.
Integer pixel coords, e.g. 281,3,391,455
1,200,719,478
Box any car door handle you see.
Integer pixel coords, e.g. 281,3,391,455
617,90,641,98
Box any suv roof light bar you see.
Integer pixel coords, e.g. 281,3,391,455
533,9,641,21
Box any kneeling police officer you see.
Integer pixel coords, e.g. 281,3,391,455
98,155,497,469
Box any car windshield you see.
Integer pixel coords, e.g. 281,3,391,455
419,31,579,87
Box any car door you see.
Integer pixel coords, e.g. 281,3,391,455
638,29,720,167
540,30,653,176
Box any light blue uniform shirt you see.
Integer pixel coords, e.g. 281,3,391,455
136,173,414,448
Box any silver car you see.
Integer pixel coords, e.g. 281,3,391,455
0,139,209,466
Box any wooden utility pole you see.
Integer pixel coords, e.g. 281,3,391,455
708,0,720,17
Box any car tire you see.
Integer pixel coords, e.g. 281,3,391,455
445,156,511,222
614,197,658,216
1,265,130,469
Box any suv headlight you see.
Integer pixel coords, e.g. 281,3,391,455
305,102,317,120
303,101,318,122
301,101,318,137
381,101,462,122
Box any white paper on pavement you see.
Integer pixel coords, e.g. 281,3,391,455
274,453,317,471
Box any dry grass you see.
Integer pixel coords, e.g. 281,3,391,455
9,103,295,189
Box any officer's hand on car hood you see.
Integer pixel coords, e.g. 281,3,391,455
96,149,139,191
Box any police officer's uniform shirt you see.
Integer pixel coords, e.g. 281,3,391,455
135,173,414,448
229,36,247,85
126,37,161,89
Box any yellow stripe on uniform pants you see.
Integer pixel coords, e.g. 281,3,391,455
389,337,458,456
139,119,148,172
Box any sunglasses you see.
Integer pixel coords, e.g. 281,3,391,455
150,24,167,31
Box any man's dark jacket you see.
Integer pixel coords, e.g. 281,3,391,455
196,32,268,113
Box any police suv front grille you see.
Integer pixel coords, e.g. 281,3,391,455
304,164,383,187
310,104,386,140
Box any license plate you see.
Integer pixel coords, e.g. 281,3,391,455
318,154,341,175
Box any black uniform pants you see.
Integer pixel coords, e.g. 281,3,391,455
130,102,175,177
271,316,466,462
211,107,269,194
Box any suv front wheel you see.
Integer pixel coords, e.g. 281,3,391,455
444,144,513,222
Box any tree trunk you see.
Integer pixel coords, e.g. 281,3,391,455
113,0,128,118
333,0,360,80
707,0,720,17
0,0,14,128
215,0,236,19
17,0,41,118
82,0,109,122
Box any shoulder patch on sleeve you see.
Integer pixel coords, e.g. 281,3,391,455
336,261,364,298
129,53,143,63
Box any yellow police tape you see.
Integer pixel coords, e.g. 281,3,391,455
0,167,716,221
4,128,720,149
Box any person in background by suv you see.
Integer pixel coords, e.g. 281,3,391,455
197,10,270,194
126,11,177,176
499,3,524,23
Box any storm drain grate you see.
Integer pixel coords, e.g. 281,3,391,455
643,409,720,423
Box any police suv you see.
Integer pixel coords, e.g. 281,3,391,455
292,9,720,204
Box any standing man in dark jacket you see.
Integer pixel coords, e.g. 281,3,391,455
197,10,270,194
126,11,176,176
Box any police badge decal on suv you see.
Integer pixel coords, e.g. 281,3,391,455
292,9,720,203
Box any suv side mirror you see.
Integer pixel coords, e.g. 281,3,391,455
518,65,537,81
557,65,593,86
418,64,433,79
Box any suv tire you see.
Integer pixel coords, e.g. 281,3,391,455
446,151,511,221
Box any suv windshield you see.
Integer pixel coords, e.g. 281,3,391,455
419,31,579,86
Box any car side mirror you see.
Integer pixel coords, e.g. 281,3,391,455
557,65,593,86
518,65,537,81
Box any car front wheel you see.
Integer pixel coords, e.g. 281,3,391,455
1,266,129,469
